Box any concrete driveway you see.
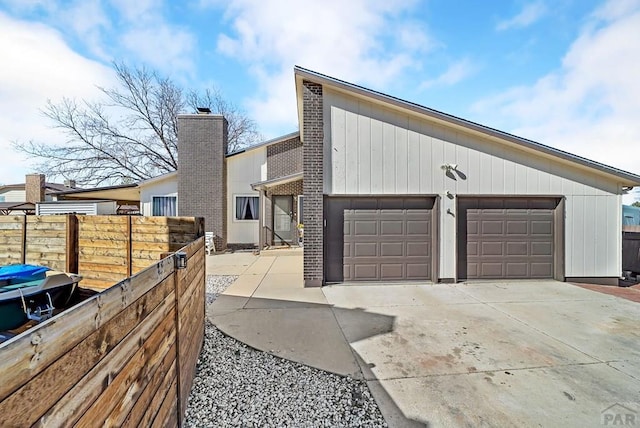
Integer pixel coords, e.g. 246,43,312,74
208,251,640,427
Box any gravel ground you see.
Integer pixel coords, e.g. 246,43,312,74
184,275,387,428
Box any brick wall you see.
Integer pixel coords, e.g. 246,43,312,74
177,114,228,250
267,136,302,180
302,81,324,287
264,180,303,246
25,174,45,204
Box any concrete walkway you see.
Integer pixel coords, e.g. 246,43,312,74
208,251,640,427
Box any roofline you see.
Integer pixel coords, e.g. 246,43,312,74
294,66,640,186
226,131,299,158
251,172,303,190
51,182,137,195
37,199,116,204
0,183,67,192
138,171,177,186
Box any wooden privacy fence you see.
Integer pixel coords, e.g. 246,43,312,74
0,215,204,289
623,226,640,274
0,237,206,427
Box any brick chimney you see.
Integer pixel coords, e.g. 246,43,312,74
25,174,45,203
177,113,228,251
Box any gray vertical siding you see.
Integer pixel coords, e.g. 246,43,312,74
323,88,623,279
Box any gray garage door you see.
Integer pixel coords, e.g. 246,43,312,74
458,198,558,280
325,197,435,282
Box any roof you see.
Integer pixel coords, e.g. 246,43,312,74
0,202,35,211
226,132,300,158
251,172,303,190
294,66,640,186
138,171,177,187
52,183,139,203
0,182,69,193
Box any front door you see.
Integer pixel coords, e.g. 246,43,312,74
273,195,294,245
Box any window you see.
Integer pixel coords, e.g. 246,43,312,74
0,195,4,202
235,196,259,220
152,196,177,216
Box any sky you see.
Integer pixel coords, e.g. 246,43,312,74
1,0,639,200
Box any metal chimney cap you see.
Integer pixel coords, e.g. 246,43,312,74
197,107,212,114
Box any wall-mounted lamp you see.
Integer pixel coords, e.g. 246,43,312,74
174,251,188,270
441,163,458,173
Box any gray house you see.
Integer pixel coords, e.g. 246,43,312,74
178,66,640,287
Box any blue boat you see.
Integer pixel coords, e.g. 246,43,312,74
0,264,82,331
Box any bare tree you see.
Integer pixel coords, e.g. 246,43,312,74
14,62,261,186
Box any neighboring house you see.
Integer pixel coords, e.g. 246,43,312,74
36,200,117,215
0,174,69,215
51,182,140,215
176,66,640,287
138,172,178,216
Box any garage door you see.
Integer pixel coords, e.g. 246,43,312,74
458,198,558,280
325,197,436,282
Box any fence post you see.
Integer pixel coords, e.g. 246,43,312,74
65,214,79,273
172,255,184,427
20,216,27,264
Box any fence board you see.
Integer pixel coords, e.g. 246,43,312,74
0,256,174,402
75,308,176,427
0,234,205,428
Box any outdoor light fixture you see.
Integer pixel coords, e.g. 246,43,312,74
175,251,188,270
441,163,458,172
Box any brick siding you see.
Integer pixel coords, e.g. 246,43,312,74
177,114,228,250
25,174,45,204
267,136,303,180
302,81,324,287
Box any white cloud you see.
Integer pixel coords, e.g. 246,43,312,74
420,58,477,89
0,12,115,184
211,0,431,136
496,1,547,31
474,0,640,179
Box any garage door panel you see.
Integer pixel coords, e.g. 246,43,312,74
506,241,528,256
506,221,528,235
467,242,479,256
481,241,504,256
481,263,504,277
380,264,403,279
354,221,377,235
354,264,378,280
531,242,552,256
407,263,430,278
407,242,430,257
332,197,434,282
459,198,557,280
380,242,403,257
531,221,553,235
354,242,377,257
506,263,528,277
407,220,430,235
531,263,553,277
381,220,403,235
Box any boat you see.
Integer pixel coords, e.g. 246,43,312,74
0,264,82,331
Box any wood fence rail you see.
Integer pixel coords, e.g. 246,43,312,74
0,215,204,289
0,237,206,427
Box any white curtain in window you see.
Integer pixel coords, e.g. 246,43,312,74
153,196,177,216
236,196,259,220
